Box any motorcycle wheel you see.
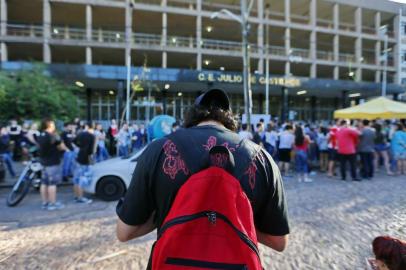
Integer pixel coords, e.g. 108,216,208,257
6,174,32,207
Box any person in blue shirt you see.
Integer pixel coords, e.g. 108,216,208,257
0,126,16,178
391,123,406,175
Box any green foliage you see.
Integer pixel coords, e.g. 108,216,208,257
0,64,82,121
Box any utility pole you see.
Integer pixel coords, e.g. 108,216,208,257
211,0,254,130
241,0,252,130
265,4,270,116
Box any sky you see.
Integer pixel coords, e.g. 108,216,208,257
389,0,406,4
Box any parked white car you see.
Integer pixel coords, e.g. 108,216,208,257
83,147,146,201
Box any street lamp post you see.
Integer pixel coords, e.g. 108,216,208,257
211,0,254,130
125,0,136,124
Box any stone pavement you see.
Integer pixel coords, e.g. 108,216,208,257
0,173,405,270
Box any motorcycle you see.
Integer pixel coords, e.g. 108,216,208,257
6,147,42,207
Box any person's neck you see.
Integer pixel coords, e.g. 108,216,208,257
197,120,224,128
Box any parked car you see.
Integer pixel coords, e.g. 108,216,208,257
83,147,146,201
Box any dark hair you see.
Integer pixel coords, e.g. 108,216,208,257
241,123,248,131
340,120,347,126
285,125,293,131
183,105,238,132
373,236,406,270
395,123,404,131
374,123,382,133
40,118,54,131
295,126,305,146
362,119,370,126
320,126,328,136
256,123,262,128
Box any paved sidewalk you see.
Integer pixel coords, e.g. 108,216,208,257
0,172,405,270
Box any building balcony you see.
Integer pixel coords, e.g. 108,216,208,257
1,23,388,69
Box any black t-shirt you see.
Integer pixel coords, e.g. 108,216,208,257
116,125,290,236
74,131,95,165
37,132,62,166
61,131,75,151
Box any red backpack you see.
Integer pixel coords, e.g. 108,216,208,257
151,142,263,270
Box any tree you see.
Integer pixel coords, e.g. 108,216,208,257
0,64,82,122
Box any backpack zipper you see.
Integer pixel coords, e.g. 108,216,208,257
165,257,248,269
158,211,260,261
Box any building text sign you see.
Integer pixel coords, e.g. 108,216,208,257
197,72,301,87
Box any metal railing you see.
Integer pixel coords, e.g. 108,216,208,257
52,26,86,41
339,53,356,63
4,23,384,67
317,51,334,61
6,23,43,38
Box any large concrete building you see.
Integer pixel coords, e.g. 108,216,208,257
0,0,405,122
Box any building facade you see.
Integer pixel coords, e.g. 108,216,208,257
0,0,405,122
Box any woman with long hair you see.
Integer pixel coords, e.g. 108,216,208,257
372,236,406,270
374,123,393,175
294,125,312,183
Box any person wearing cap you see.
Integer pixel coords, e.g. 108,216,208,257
115,89,290,258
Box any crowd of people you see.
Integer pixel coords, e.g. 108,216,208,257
0,118,148,210
238,118,406,183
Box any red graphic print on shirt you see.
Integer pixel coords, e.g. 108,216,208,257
203,136,217,151
162,140,189,180
210,153,229,168
245,161,257,190
203,136,237,153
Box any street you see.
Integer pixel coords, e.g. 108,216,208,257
0,173,405,270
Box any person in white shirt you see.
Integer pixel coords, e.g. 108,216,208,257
264,123,278,158
278,125,295,177
238,123,253,141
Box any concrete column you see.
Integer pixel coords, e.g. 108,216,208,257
125,0,132,66
86,5,92,65
0,0,7,36
284,0,290,24
284,0,290,75
43,0,51,63
196,0,202,70
375,11,381,33
86,47,92,65
333,3,339,31
162,0,167,68
334,66,339,80
333,4,339,79
285,28,290,75
394,12,401,84
257,0,264,74
1,0,8,62
355,7,362,81
374,12,381,82
310,0,316,78
310,31,316,78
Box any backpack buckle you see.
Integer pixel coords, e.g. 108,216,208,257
207,212,217,225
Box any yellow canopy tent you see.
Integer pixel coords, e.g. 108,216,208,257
333,96,406,120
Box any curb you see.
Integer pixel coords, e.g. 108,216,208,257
0,182,73,189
